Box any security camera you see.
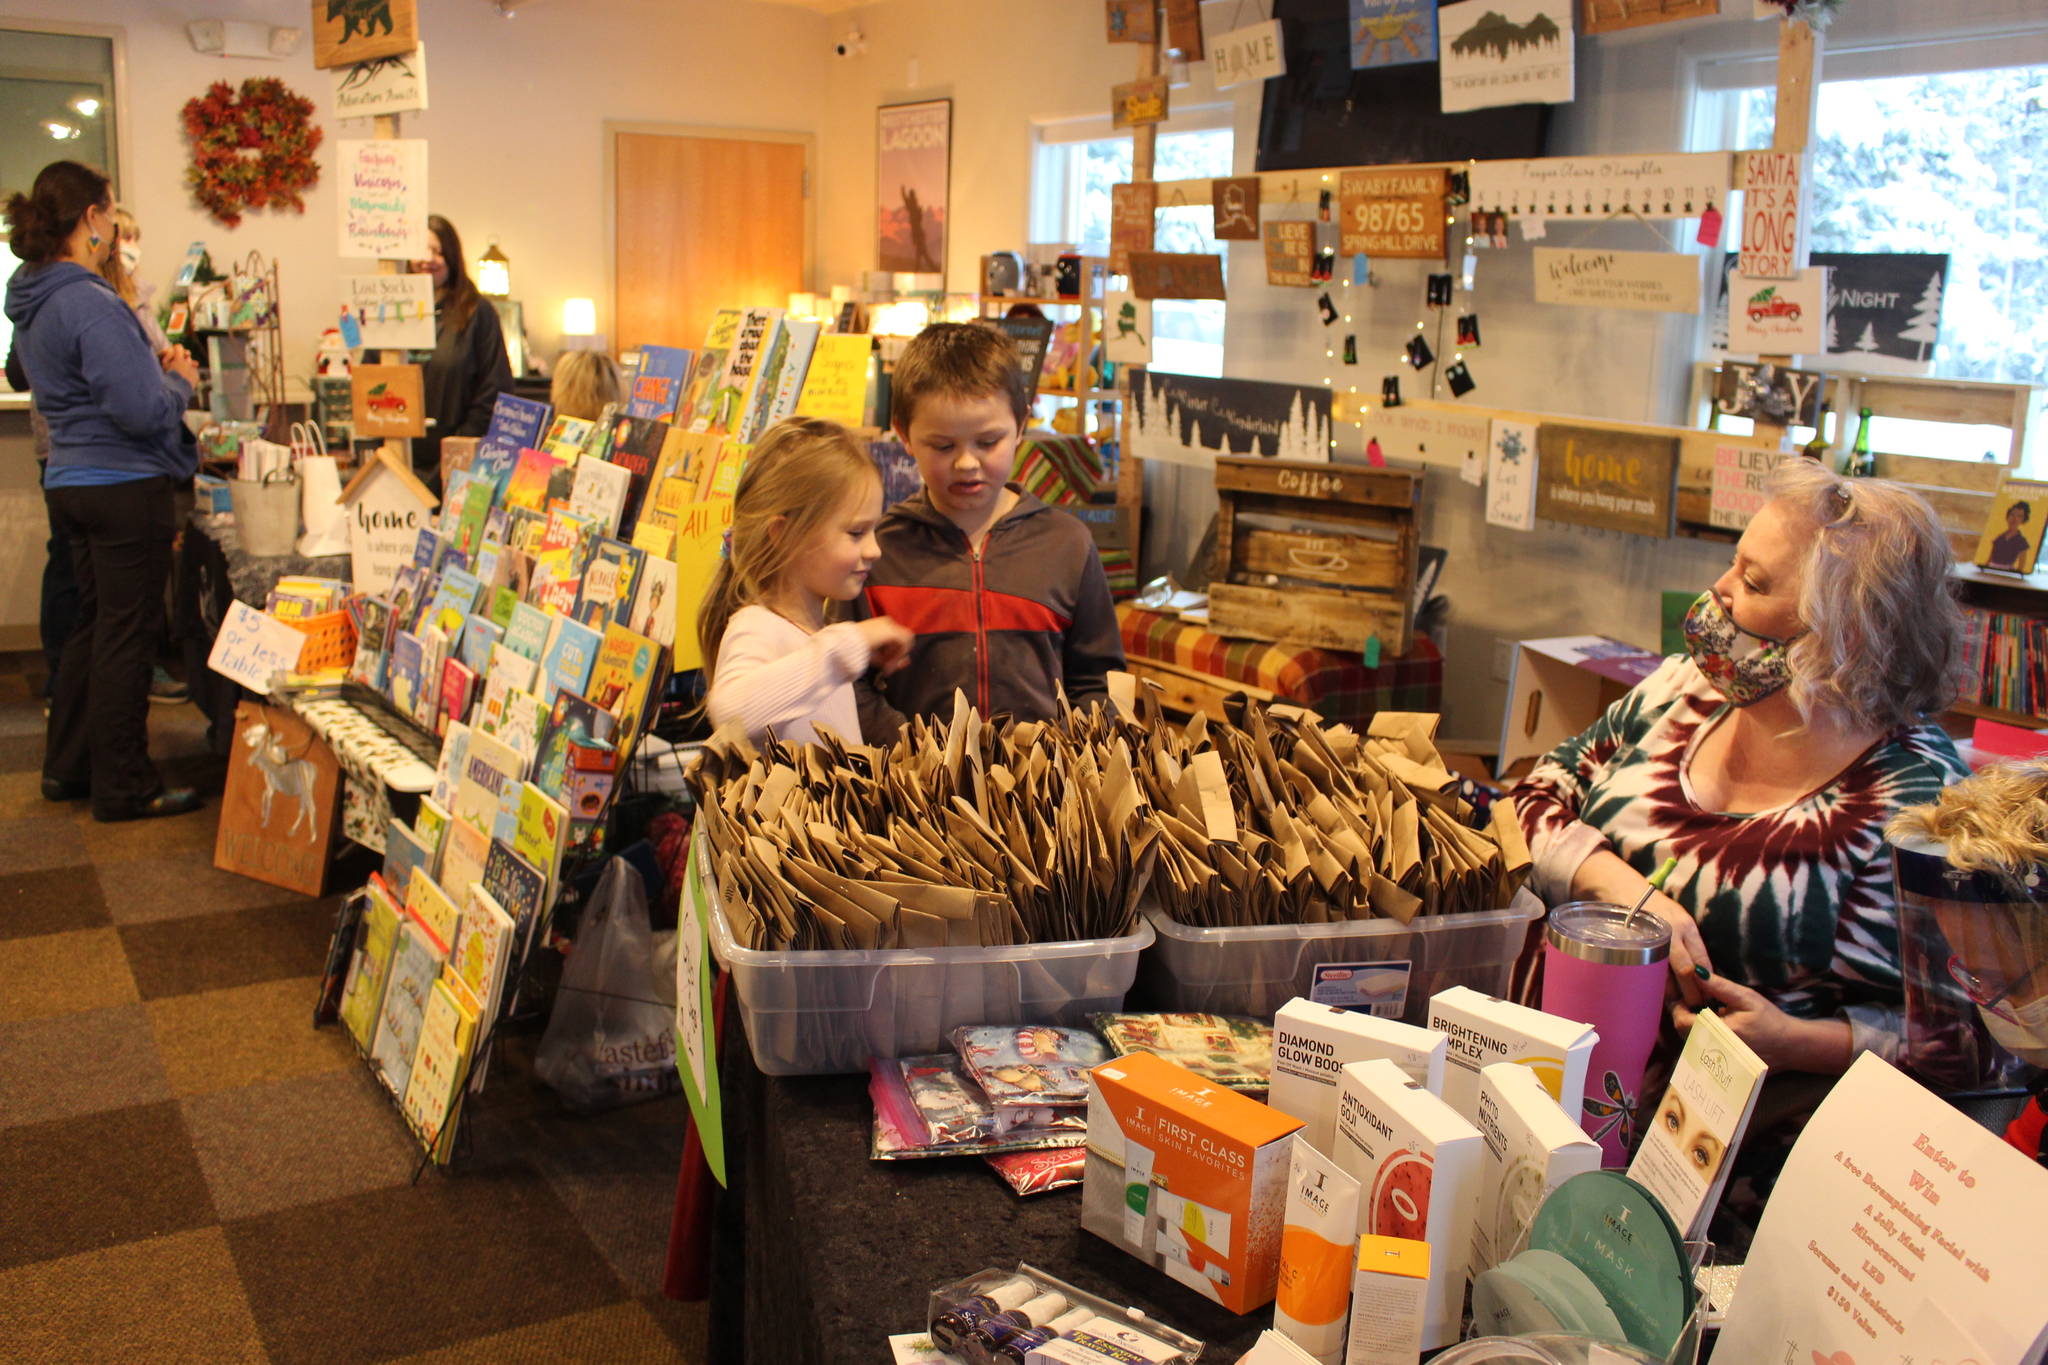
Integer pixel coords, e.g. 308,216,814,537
833,26,866,57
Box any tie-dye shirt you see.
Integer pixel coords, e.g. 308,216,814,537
1512,657,1964,1049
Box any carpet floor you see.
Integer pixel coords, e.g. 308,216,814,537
0,654,705,1364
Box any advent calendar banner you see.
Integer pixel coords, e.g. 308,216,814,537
1470,153,1732,220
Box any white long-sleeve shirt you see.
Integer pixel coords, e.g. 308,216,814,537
705,605,870,746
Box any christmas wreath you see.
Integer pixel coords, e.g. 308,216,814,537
181,77,322,228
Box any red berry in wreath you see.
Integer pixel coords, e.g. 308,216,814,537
181,77,322,228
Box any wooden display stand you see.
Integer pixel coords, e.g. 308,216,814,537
1207,457,1421,655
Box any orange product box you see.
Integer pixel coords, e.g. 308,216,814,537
1082,1050,1305,1314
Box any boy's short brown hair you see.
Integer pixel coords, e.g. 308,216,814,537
890,322,1032,433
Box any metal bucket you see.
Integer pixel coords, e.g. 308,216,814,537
229,472,301,558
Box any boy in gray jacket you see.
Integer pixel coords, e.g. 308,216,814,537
854,323,1124,736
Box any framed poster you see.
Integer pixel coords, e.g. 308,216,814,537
1130,371,1333,468
1535,424,1678,537
877,99,951,281
310,0,417,69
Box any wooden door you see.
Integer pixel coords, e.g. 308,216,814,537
613,131,808,357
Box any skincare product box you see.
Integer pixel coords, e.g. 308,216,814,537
1273,1139,1363,1364
1331,1058,1483,1351
1270,998,1448,1156
1626,1007,1765,1240
1343,1235,1430,1365
1083,1051,1303,1314
1427,985,1597,1128
1470,1060,1603,1279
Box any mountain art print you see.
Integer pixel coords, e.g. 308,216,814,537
1438,0,1574,113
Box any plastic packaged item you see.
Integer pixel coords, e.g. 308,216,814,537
984,1146,1086,1196
951,1025,1109,1106
703,849,1153,1075
868,1056,1083,1160
926,1264,1202,1365
1090,1011,1274,1089
1138,889,1544,1022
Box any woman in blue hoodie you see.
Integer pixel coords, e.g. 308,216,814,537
4,161,201,821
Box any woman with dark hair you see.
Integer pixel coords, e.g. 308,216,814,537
3,161,201,821
412,214,513,489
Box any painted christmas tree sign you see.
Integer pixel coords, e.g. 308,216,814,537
1128,370,1333,468
1714,253,1949,375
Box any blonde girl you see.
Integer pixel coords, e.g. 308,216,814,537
550,349,623,422
700,417,912,744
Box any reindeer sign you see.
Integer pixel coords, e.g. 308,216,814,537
215,703,342,896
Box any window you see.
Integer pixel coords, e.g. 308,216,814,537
0,22,125,385
1032,116,1234,377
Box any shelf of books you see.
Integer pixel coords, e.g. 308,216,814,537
313,301,872,1166
1954,564,2048,731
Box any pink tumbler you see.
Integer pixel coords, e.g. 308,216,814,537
1541,902,1670,1167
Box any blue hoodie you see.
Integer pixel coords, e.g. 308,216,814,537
4,260,194,485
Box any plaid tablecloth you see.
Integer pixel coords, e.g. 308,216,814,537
1117,605,1442,728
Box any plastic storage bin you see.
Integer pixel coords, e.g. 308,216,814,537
1138,887,1545,1024
701,851,1155,1076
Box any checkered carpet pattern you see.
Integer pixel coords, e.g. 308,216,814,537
0,655,703,1363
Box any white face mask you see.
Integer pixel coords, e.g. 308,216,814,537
118,240,140,274
1981,993,2048,1067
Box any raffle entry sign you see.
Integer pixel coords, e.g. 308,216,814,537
1339,167,1450,259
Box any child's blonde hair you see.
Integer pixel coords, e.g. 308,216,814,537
551,350,624,422
696,416,878,680
99,205,139,305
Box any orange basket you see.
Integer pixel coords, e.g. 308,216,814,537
282,608,360,674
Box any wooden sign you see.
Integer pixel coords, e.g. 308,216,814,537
340,448,437,597
331,42,428,119
1708,443,1795,531
311,0,417,69
1212,177,1262,240
1210,19,1286,89
1486,419,1539,530
1532,248,1705,313
1164,0,1206,59
1110,182,1156,276
1130,371,1333,467
1535,424,1678,537
352,363,426,438
216,701,342,897
1726,267,1828,354
1352,398,1492,471
341,273,435,349
1106,0,1157,41
1339,168,1449,259
1263,222,1316,287
337,138,428,260
1128,252,1227,301
1581,0,1718,33
1739,150,1805,280
1112,77,1169,130
1104,292,1152,365
1713,361,1826,427
1469,153,1732,220
1439,0,1574,114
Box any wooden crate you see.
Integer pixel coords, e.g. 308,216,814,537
1207,458,1421,655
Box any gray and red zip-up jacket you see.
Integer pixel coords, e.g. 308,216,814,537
853,485,1125,737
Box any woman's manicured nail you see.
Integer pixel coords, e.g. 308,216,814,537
1694,965,1711,981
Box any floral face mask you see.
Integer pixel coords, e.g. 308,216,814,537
1682,589,1801,707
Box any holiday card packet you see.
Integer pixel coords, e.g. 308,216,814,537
1625,1007,1764,1241
1427,985,1597,1129
1332,1058,1483,1351
951,1025,1109,1108
1270,998,1447,1157
1470,1060,1603,1281
1082,1050,1303,1314
1091,1011,1274,1091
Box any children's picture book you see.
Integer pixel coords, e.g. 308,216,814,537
487,585,521,629
763,316,822,433
539,615,603,704
368,913,447,1099
541,413,595,461
497,689,546,765
404,870,461,951
348,596,395,691
436,658,476,737
630,518,676,561
513,781,571,900
381,816,435,904
413,795,451,866
568,457,633,537
467,436,523,500
386,630,426,718
400,975,478,1160
338,878,403,1050
452,726,528,837
735,312,795,443
482,392,552,453
438,815,493,906
579,539,647,630
626,345,694,421
630,553,677,650
533,690,616,799
683,309,742,429
429,723,470,812
562,736,620,847
414,624,449,731
604,415,668,534
796,332,874,429
710,306,785,435
505,447,565,513
387,564,426,632
425,568,484,637
587,621,662,751
503,601,551,663
481,838,548,957
457,614,502,675
450,884,516,1034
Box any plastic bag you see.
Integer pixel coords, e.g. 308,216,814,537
534,859,680,1112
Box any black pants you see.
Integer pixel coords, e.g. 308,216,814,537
44,476,175,812
35,460,79,695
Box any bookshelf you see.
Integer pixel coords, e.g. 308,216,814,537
1953,562,2048,729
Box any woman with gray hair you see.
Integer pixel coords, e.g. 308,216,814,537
1514,459,1967,1076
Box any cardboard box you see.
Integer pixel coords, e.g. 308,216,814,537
1494,635,1663,778
1469,1061,1602,1279
1343,1236,1430,1365
1426,985,1597,1128
1083,1051,1303,1314
1331,1059,1482,1351
1270,999,1447,1157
